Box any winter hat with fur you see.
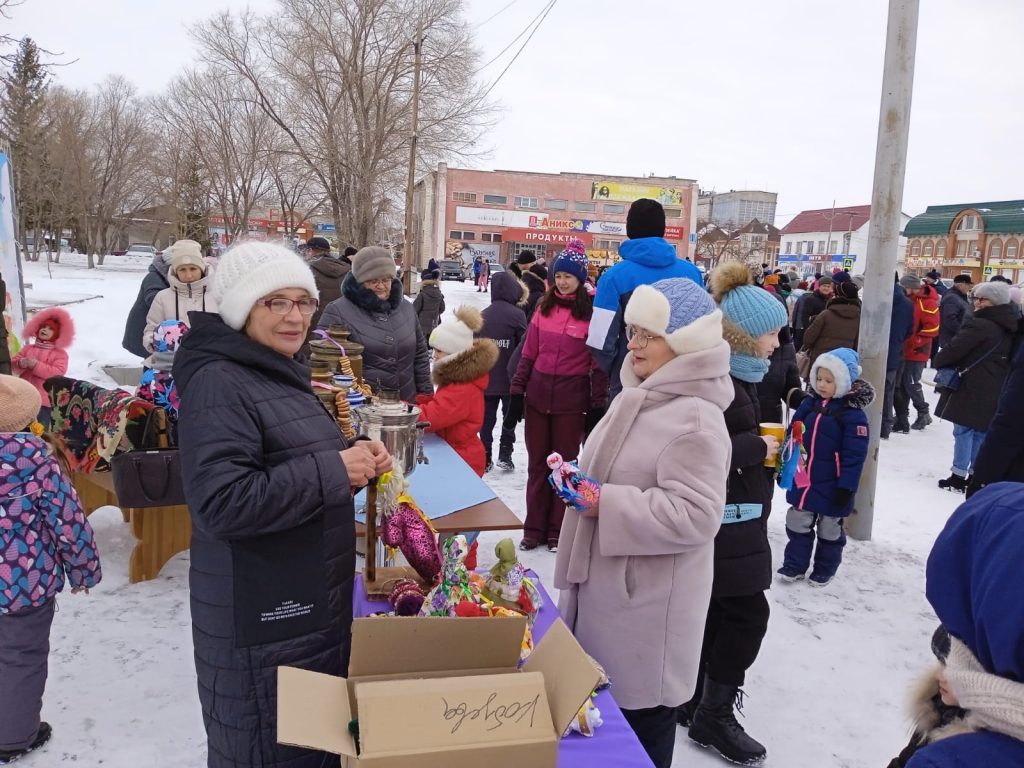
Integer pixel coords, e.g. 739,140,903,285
430,305,483,364
811,347,861,399
973,280,1011,306
351,246,397,284
710,261,788,339
213,241,319,331
624,278,721,356
169,240,207,276
0,373,42,432
551,238,589,284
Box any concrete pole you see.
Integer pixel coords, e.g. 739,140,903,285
849,0,920,541
401,25,424,296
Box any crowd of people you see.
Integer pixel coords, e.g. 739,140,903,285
2,198,1024,768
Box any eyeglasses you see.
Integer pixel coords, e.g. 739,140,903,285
365,277,393,287
971,296,990,305
257,297,319,315
626,325,661,349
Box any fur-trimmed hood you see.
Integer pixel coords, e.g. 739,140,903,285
521,269,547,294
341,271,404,314
903,663,972,748
432,337,498,387
23,306,75,348
843,379,876,409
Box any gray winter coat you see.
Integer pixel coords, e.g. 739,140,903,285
174,312,354,768
412,280,446,337
318,274,432,400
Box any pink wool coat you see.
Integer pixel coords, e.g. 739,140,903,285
554,341,734,711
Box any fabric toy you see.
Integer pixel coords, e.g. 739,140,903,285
377,469,443,584
568,696,604,738
481,538,544,621
388,578,426,616
777,421,808,490
547,452,602,512
419,535,476,616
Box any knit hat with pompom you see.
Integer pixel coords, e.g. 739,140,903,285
710,261,788,339
430,305,484,363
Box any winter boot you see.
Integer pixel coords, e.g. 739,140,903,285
893,415,911,434
484,448,493,473
937,473,968,493
911,410,933,430
808,534,845,587
0,722,52,765
778,528,814,582
677,693,700,728
689,678,766,765
496,445,515,472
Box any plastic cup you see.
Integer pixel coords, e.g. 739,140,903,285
759,422,785,467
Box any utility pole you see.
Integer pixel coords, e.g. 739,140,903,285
849,0,920,541
824,199,836,265
401,21,424,296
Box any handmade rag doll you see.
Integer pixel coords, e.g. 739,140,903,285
419,535,476,617
547,452,601,512
481,538,543,620
377,469,442,584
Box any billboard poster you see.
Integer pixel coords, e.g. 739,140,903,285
591,180,685,206
0,152,25,350
445,240,501,266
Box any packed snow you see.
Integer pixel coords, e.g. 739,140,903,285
15,254,960,767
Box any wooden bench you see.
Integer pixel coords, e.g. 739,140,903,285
72,470,192,584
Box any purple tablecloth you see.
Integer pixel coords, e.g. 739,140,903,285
352,572,653,768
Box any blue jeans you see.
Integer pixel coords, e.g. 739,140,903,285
952,424,986,477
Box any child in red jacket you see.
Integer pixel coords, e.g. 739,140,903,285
417,305,499,477
12,307,74,428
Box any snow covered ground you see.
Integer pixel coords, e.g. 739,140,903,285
16,255,961,767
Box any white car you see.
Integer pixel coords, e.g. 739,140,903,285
125,244,160,260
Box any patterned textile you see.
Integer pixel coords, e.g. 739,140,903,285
137,320,190,419
0,433,102,613
45,377,155,473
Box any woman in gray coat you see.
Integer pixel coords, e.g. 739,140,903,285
175,242,391,767
318,246,432,400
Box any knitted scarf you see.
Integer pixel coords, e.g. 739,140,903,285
730,352,769,383
944,636,1024,744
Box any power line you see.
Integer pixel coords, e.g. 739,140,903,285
480,0,557,99
474,0,519,30
475,0,554,74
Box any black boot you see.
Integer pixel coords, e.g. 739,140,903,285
677,696,699,728
0,722,52,765
688,678,766,765
496,445,514,472
911,410,932,430
892,415,910,434
484,449,493,473
937,473,967,493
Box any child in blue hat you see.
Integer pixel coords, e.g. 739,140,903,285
778,347,873,586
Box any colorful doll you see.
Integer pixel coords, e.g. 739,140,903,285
419,535,476,617
547,452,602,512
377,469,442,584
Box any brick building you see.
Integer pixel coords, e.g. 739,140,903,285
902,200,1024,283
412,164,698,271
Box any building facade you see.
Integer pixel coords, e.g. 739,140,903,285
412,164,698,271
902,200,1024,283
778,204,908,276
697,189,778,228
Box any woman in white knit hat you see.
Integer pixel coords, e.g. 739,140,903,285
172,241,392,768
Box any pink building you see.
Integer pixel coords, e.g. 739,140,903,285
412,164,698,271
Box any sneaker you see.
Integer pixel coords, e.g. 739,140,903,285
496,458,515,472
911,412,933,430
808,572,834,587
937,473,968,493
0,722,52,765
776,565,806,583
519,538,539,551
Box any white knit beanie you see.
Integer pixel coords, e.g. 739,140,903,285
429,306,482,361
213,241,319,331
169,240,207,275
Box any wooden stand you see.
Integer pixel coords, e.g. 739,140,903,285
361,478,426,599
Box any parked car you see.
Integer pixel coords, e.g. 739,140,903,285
488,262,505,281
125,244,158,259
440,259,465,281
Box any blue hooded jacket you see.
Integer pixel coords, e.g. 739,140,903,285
586,237,703,398
889,282,915,372
909,483,1024,767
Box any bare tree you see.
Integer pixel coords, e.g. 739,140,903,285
193,0,493,247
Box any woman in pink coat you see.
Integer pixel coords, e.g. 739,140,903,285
12,307,74,426
554,278,732,768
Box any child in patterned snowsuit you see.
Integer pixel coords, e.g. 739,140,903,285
0,374,102,763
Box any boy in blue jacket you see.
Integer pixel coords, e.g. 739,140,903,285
778,347,872,586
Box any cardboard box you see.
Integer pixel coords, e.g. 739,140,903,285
278,615,602,767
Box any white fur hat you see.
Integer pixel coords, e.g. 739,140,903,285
624,280,723,355
430,305,483,363
213,241,319,331
810,347,861,398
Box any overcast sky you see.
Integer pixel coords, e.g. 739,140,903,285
8,0,1023,225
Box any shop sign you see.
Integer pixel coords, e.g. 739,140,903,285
988,258,1024,268
501,228,593,247
456,206,536,227
315,223,336,232
590,180,686,206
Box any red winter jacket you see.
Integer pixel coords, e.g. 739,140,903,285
903,285,940,362
417,339,499,477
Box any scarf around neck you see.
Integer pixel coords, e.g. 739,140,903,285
730,352,769,383
945,636,1024,744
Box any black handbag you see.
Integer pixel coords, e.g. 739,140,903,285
934,334,1008,393
109,411,186,508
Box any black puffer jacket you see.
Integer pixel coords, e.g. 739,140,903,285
716,376,774,597
174,312,354,768
0,272,11,375
934,303,1018,432
308,255,350,330
122,255,170,357
412,279,446,337
479,271,528,396
758,327,802,424
937,288,971,350
969,343,1024,494
318,274,432,400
